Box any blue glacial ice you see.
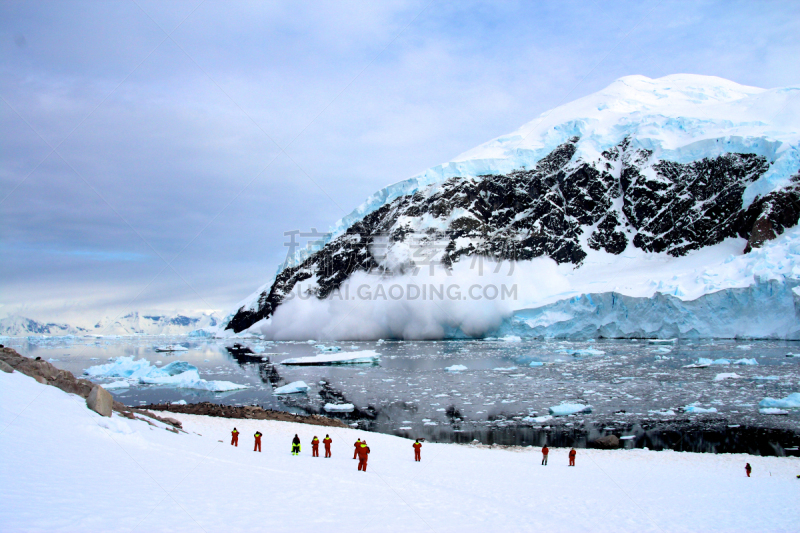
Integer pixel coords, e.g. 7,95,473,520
84,356,249,392
758,393,800,409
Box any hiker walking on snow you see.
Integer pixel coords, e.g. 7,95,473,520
569,448,576,466
254,431,262,452
231,428,239,447
323,435,332,458
413,439,422,462
357,440,371,472
745,463,752,477
311,436,320,457
292,434,301,455
353,438,361,459
541,446,549,465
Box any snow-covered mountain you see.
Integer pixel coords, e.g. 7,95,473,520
227,74,800,339
0,311,223,337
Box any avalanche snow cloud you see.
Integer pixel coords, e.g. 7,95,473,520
226,74,800,340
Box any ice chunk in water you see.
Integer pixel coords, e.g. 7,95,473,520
549,403,592,416
758,392,800,409
273,381,310,394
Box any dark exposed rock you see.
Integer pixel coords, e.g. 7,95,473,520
0,360,13,373
227,138,800,332
591,435,621,449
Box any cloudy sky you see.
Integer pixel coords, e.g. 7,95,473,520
1,0,799,324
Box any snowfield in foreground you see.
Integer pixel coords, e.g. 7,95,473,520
1,371,799,533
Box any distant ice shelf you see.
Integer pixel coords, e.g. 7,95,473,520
281,350,380,366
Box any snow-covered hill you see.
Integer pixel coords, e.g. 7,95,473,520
0,311,223,337
226,74,800,339
2,368,799,532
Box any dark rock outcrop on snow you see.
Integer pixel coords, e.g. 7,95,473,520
227,138,800,332
140,402,350,428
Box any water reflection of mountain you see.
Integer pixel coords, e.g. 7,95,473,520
225,344,283,386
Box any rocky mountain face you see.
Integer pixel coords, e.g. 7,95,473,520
226,136,800,333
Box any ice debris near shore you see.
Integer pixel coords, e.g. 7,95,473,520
685,357,758,368
154,345,188,352
445,364,468,372
758,392,800,409
558,347,606,356
549,403,592,416
323,403,355,412
273,381,310,394
84,356,249,392
281,350,379,366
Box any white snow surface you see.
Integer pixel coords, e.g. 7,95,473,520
2,371,799,532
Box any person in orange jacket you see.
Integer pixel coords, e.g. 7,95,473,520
231,427,239,447
357,441,370,471
254,431,262,452
413,439,422,462
745,463,752,477
323,435,332,458
568,448,576,466
311,436,320,457
541,446,549,465
353,438,361,459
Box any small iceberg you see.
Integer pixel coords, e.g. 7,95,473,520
558,347,605,356
683,404,718,414
84,356,248,392
314,345,341,352
714,373,742,381
323,403,355,413
732,358,758,366
273,381,310,394
549,403,592,416
154,345,188,352
522,414,552,424
758,392,800,409
281,350,380,366
759,408,789,415
103,380,131,389
445,364,468,372
529,361,544,367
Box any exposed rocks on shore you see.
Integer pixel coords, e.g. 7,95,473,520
140,402,350,428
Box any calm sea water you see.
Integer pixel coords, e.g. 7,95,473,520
6,335,800,453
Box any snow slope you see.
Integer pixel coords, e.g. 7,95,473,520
2,368,800,532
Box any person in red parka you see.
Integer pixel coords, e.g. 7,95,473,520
323,435,332,458
413,439,422,462
311,436,320,457
231,428,239,447
541,446,549,465
357,441,370,472
353,438,361,459
254,431,262,452
745,463,752,477
568,448,576,466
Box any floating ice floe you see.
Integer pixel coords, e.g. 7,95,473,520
323,403,354,412
445,364,468,372
529,361,544,367
314,345,341,352
500,335,522,342
281,350,380,366
648,339,676,345
758,392,800,409
154,345,188,352
558,347,606,356
786,353,800,358
683,404,718,414
273,381,310,394
84,356,249,392
492,366,517,371
759,408,789,415
522,415,553,424
732,358,758,365
714,373,743,381
549,403,592,416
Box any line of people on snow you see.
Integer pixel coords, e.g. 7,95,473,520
234,427,763,476
231,427,422,471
